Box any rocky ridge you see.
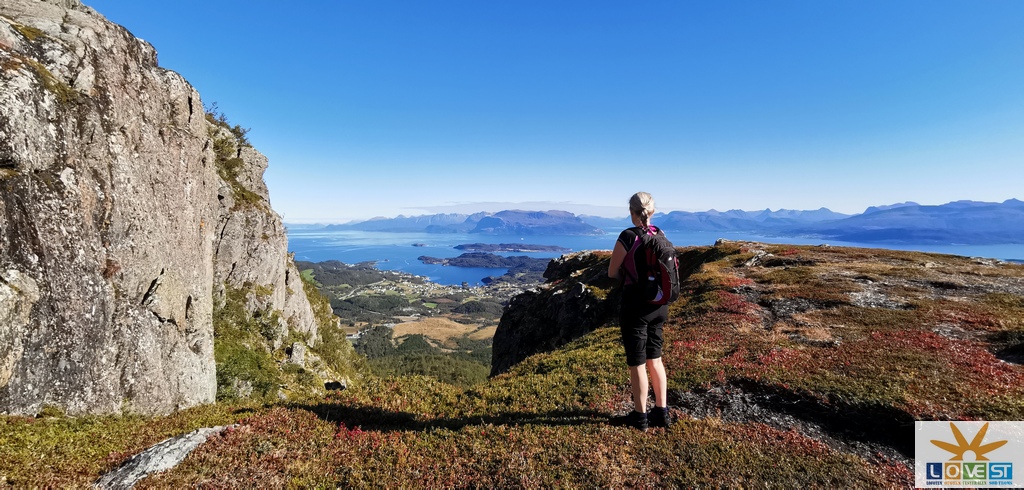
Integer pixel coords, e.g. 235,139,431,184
0,0,351,416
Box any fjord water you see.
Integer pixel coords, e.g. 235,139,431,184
287,229,1024,286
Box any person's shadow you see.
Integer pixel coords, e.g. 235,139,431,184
296,401,607,432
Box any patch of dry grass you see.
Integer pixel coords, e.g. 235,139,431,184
393,317,483,348
468,325,498,341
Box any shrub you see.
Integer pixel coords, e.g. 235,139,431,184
213,286,283,402
453,300,504,317
354,325,396,360
369,354,490,387
395,334,438,354
300,273,366,381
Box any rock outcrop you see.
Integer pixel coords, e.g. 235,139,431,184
489,245,732,376
490,251,620,376
0,0,348,415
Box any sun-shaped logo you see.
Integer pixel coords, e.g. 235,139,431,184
931,422,1008,461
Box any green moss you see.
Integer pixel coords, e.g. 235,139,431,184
37,405,65,418
215,347,280,401
813,306,920,334
982,292,1024,309
253,283,274,298
25,58,78,106
280,328,310,348
13,24,44,41
671,290,723,319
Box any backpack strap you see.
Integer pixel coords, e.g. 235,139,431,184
619,227,643,285
623,236,642,284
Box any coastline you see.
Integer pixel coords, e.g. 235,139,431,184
288,230,1024,286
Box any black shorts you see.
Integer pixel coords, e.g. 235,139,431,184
619,298,668,367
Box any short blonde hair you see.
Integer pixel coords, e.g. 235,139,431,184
629,192,655,225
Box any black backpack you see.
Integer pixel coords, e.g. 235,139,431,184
622,226,680,305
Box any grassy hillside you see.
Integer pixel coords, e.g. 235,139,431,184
4,242,1023,487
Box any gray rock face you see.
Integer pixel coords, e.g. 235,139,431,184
0,0,325,415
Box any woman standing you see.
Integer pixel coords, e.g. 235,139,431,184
607,192,671,430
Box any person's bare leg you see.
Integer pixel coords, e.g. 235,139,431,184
629,364,649,413
647,357,667,408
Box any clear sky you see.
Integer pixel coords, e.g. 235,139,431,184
85,0,1024,223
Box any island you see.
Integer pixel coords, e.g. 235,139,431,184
454,243,570,253
417,252,546,268
418,252,552,285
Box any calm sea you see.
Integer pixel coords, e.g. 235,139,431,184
287,229,1024,286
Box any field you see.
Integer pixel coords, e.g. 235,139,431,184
392,317,488,350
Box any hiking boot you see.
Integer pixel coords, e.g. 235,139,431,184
610,410,648,431
649,406,672,429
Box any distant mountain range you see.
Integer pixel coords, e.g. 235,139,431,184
323,212,485,233
656,199,1024,244
291,199,1024,245
795,199,1024,244
322,210,604,235
655,207,852,232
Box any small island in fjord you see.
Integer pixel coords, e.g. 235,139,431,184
454,243,570,253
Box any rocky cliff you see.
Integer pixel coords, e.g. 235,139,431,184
490,252,620,376
0,0,354,416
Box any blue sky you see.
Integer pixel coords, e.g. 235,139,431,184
86,0,1024,223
